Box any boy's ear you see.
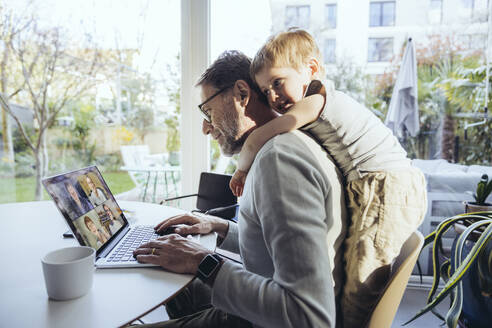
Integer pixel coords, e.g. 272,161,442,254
307,58,320,76
233,80,251,107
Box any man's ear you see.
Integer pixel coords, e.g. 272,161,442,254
233,80,251,107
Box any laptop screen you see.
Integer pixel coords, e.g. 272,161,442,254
43,166,128,252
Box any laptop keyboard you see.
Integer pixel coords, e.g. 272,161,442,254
107,225,159,263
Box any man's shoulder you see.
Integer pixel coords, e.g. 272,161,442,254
258,131,330,160
256,131,341,179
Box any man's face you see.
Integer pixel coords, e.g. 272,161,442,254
200,84,248,156
255,65,311,114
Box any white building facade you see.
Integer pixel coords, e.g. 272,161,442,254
269,0,489,74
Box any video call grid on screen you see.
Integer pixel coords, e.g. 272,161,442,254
43,166,128,252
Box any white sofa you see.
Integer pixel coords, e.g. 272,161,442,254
413,159,492,196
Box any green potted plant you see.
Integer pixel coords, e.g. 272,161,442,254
465,174,492,213
406,211,492,327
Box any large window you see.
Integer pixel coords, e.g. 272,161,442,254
210,0,272,174
369,1,395,26
285,5,311,29
325,4,337,29
324,39,336,63
367,38,393,62
0,0,182,203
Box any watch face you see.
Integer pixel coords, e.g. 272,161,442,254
198,254,220,278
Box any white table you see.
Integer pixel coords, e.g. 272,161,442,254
0,200,216,328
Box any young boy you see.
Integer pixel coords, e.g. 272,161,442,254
230,29,427,327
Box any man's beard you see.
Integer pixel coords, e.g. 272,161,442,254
218,99,247,156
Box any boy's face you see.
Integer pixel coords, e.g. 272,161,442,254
255,65,312,114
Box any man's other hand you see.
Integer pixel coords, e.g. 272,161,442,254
154,212,229,239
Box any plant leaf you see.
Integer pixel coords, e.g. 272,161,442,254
416,259,423,284
445,281,462,328
421,214,490,300
431,308,445,322
427,216,476,303
440,260,451,282
477,238,492,296
405,220,492,325
444,218,478,328
484,180,492,204
423,230,436,249
476,181,485,204
476,175,489,204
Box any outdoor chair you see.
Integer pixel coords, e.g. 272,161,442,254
120,145,157,190
120,145,179,202
366,230,424,328
160,172,238,221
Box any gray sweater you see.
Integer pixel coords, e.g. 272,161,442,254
212,131,347,328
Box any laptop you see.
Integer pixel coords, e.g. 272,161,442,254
42,165,199,268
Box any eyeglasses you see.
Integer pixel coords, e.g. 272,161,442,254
197,86,231,123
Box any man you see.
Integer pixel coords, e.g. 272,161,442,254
133,51,347,327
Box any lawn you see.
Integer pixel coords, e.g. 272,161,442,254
0,171,135,203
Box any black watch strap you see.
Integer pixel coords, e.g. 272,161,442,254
196,254,223,283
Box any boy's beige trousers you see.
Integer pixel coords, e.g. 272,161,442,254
341,167,427,328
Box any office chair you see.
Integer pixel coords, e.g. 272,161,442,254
366,230,424,328
161,172,238,220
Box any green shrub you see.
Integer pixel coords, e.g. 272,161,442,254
95,153,123,172
14,151,35,178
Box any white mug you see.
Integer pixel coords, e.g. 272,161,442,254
41,246,95,301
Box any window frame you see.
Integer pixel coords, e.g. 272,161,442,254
285,5,311,29
325,4,337,29
369,1,396,27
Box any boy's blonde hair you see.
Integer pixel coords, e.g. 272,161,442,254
250,29,325,81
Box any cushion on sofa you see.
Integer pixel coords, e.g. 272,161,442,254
425,172,483,193
466,165,492,177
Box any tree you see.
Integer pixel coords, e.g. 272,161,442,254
438,64,492,164
0,5,33,164
325,58,370,106
162,54,181,154
69,102,97,165
1,18,103,200
416,36,482,161
120,71,156,142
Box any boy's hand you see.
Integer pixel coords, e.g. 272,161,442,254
230,170,247,197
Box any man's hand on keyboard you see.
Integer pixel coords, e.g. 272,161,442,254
133,234,211,274
154,212,229,240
